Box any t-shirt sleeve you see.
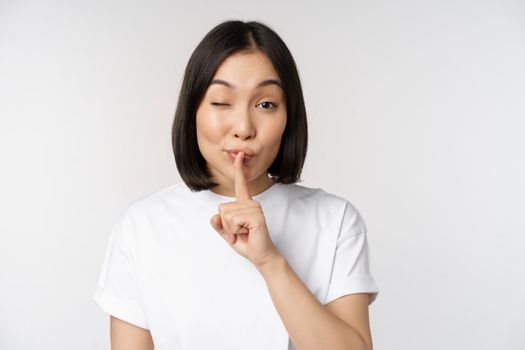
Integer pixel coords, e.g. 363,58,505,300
324,201,379,305
91,209,149,329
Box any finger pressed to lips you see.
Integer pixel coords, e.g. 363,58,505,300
226,151,253,162
234,152,251,200
211,151,254,245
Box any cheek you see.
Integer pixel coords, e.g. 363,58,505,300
196,108,227,144
262,114,287,149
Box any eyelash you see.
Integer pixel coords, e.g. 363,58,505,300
211,101,278,109
257,101,278,109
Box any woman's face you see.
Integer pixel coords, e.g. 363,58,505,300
196,50,287,195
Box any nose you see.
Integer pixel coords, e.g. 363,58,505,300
232,108,256,140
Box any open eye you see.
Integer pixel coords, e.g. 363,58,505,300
256,101,278,109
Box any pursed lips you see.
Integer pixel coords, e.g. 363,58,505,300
225,150,254,161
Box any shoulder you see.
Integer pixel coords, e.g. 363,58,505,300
121,182,185,221
286,182,353,207
286,183,363,224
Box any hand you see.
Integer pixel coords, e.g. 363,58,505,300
209,151,281,268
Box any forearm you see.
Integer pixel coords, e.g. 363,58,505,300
256,253,369,350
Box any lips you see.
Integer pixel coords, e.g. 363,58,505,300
225,148,254,157
225,149,254,162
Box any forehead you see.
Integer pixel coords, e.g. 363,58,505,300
210,51,281,90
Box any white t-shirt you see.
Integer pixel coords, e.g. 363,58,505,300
91,180,379,350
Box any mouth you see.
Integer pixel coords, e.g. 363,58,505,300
225,150,254,163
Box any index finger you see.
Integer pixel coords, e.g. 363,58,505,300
234,151,251,200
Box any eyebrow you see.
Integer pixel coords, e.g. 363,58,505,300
209,79,282,90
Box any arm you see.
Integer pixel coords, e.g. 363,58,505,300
256,254,373,350
110,316,154,350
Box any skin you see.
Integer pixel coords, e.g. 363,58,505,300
210,151,280,264
205,52,373,350
208,131,372,350
110,316,153,350
110,50,373,350
195,50,287,199
109,50,287,348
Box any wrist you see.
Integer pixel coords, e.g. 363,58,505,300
255,249,286,277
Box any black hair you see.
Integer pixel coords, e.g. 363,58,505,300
172,19,308,191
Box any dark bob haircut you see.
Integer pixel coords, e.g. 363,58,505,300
172,20,308,191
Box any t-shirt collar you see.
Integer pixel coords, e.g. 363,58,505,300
182,177,284,211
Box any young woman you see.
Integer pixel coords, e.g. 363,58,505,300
92,20,379,350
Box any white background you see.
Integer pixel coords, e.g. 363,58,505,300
1,0,524,349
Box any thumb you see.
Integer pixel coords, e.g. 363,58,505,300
210,214,223,234
210,214,233,243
